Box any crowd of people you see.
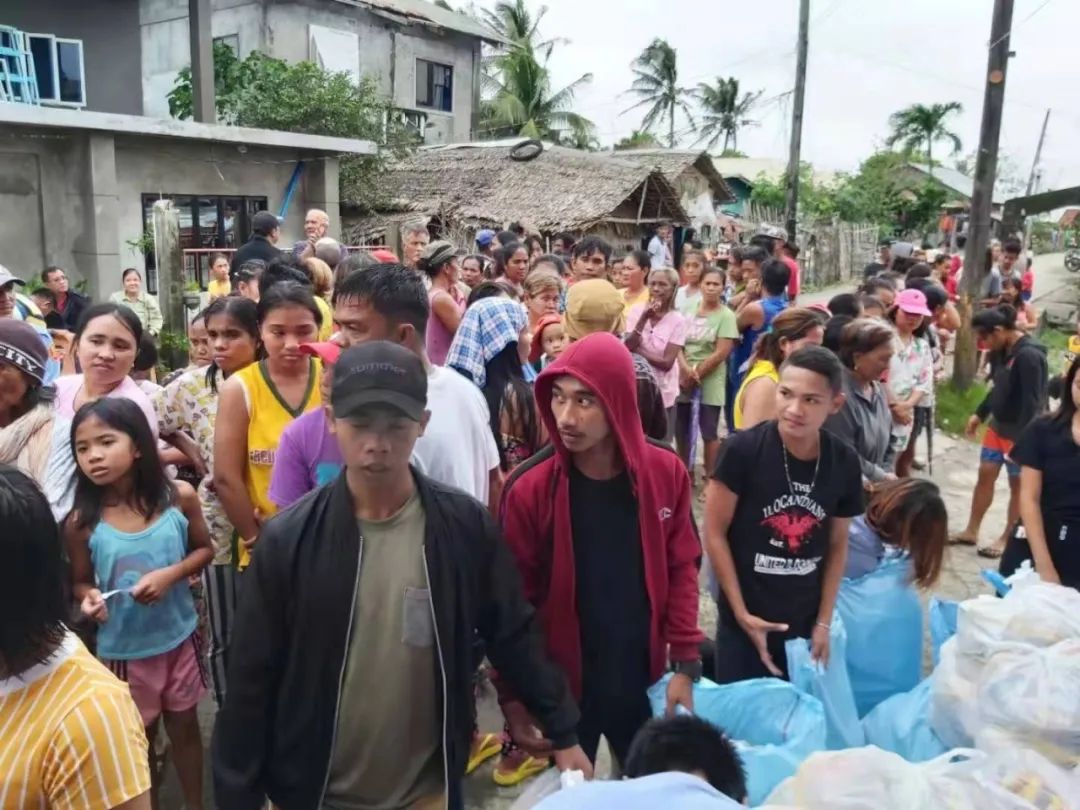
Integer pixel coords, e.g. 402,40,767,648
0,210,1075,810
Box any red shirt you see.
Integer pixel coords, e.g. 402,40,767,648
782,255,801,300
1021,269,1034,294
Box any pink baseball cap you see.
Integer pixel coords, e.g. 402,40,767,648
895,288,932,317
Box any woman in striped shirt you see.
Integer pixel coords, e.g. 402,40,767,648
0,465,151,809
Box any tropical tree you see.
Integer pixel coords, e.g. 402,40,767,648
885,102,964,176
478,0,596,145
613,130,662,150
694,77,762,152
625,38,695,148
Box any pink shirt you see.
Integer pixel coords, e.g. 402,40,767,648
782,255,801,300
54,375,159,438
627,305,688,409
426,288,465,366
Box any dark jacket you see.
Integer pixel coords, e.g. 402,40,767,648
229,234,281,278
212,469,579,810
56,289,89,331
976,334,1048,441
499,333,703,700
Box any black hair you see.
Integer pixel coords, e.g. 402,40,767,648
700,264,725,284
1002,237,1022,256
838,318,895,370
626,249,652,272
203,295,260,393
739,245,769,267
1001,274,1022,292
32,287,57,306
859,276,897,296
121,267,141,281
74,302,144,346
508,222,526,237
1050,356,1080,429
41,265,64,284
891,256,917,276
496,230,518,248
786,243,801,259
256,281,322,328
333,262,428,335
262,256,313,295
827,293,862,318
933,253,950,266
524,234,543,255
624,716,747,802
956,234,967,249
494,242,526,276
823,314,854,352
333,251,376,291
907,262,933,280
531,253,567,277
972,303,1018,333
761,258,791,296
467,281,509,307
783,344,844,394
858,294,886,314
133,332,158,373
484,343,538,473
878,238,892,248
70,398,177,531
0,465,68,676
887,299,929,339
234,259,267,284
572,235,613,263
906,281,947,312
553,231,577,251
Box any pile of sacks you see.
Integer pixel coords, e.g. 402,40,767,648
930,577,1080,767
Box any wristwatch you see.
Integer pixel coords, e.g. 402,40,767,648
672,659,703,682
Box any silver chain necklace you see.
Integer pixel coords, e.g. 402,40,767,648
780,434,821,497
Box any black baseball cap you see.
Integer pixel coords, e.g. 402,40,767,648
331,341,427,421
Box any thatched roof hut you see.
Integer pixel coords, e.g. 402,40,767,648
613,149,734,203
344,142,689,246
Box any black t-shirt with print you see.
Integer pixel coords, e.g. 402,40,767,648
1010,416,1080,525
711,420,863,635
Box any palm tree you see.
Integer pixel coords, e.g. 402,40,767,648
886,102,964,177
614,130,662,150
624,39,695,148
477,0,596,145
694,77,762,152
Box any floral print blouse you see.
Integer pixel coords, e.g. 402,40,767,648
888,333,933,444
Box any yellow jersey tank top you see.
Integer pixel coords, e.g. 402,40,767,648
733,359,779,430
233,357,321,567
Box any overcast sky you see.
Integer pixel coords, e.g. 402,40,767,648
477,0,1079,192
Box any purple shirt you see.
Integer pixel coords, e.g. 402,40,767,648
268,408,343,509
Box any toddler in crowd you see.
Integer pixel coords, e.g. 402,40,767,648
529,314,567,372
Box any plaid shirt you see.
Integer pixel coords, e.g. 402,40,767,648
446,297,526,388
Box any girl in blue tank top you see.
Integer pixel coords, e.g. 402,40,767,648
65,398,213,810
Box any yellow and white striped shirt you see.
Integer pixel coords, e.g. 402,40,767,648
0,632,151,809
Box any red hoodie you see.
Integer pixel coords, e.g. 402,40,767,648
499,333,703,699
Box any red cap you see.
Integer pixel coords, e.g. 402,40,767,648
299,341,341,365
371,249,399,264
529,314,564,364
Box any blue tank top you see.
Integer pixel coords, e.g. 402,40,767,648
730,295,787,388
90,507,197,660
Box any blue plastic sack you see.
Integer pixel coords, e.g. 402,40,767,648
928,597,959,666
861,677,948,762
785,617,865,750
648,674,825,806
836,555,922,716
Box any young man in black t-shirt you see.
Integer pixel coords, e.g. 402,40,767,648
705,346,863,682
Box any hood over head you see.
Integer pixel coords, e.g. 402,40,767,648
535,332,646,471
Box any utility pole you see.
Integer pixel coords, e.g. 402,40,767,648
783,0,810,243
954,0,1015,389
189,0,216,123
1020,108,1051,254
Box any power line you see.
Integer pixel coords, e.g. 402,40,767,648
987,0,1055,49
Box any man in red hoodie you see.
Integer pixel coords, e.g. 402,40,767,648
499,332,704,766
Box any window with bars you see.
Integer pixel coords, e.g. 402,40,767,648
415,59,452,113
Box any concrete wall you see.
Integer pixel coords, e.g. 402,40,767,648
5,0,144,114
138,0,479,142
0,124,337,300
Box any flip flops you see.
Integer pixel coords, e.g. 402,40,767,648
948,534,978,546
466,732,504,775
492,751,550,786
977,544,1004,559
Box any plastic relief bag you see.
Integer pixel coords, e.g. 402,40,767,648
647,674,826,807
861,676,948,762
973,639,1080,769
930,637,981,749
835,556,923,716
785,617,864,750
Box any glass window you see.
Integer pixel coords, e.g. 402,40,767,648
213,34,239,54
416,59,452,113
27,35,56,101
55,39,84,105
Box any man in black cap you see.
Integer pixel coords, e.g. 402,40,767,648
214,341,590,810
229,210,282,280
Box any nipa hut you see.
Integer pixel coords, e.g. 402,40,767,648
343,141,689,254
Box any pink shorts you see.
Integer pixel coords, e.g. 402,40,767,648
105,635,208,726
